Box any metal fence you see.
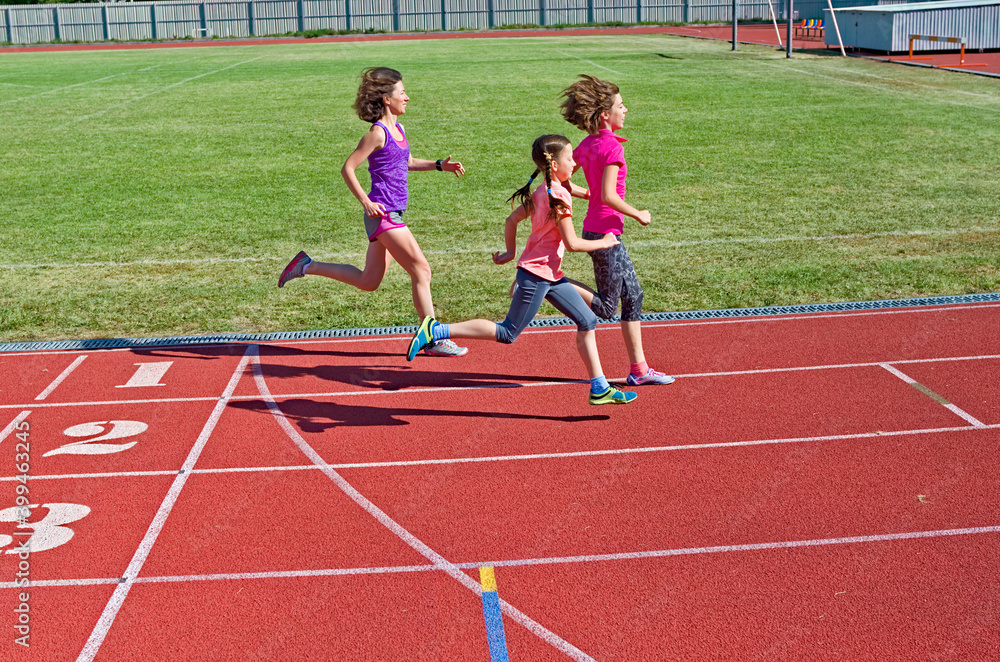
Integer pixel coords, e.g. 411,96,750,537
0,0,823,45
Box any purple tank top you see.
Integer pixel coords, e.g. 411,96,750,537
367,121,409,212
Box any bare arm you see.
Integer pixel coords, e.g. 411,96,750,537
564,179,590,200
602,164,651,226
408,154,465,177
341,126,386,218
557,214,618,253
492,204,528,264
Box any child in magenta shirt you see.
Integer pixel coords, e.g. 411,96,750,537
277,67,467,357
560,75,674,386
406,135,636,406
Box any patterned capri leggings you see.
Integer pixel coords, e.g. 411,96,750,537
582,231,644,321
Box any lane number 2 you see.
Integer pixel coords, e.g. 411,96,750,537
43,421,149,457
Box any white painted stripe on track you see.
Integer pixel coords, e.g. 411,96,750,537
5,422,995,484
34,355,87,401
249,345,598,662
880,363,987,428
5,524,997,591
3,351,999,410
0,411,31,446
3,301,999,359
4,227,996,271
75,347,253,662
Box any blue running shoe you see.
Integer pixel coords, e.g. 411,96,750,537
407,316,438,361
589,386,638,405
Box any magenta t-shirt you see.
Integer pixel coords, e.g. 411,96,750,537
573,128,628,235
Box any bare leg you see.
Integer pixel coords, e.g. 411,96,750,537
445,319,499,341
566,277,596,307
622,319,645,366
576,329,604,379
374,227,435,319
305,240,391,292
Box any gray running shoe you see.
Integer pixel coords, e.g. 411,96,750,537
422,339,468,357
278,251,311,288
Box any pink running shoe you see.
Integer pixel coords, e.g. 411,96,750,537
278,251,311,288
626,368,675,386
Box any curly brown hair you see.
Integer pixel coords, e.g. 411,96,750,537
353,67,402,123
559,74,620,135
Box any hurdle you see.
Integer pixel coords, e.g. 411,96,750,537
890,34,986,67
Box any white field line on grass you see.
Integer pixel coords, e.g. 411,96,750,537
0,62,172,106
2,227,997,271
249,345,598,661
75,347,253,662
56,56,265,130
4,524,999,591
756,60,1000,114
810,63,1000,101
554,50,625,75
2,350,999,411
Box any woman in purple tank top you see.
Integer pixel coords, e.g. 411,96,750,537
278,67,469,357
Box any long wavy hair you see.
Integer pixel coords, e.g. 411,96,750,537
559,74,620,135
507,135,572,222
353,67,402,123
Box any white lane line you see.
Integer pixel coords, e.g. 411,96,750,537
880,363,987,428
75,347,253,662
6,524,997,591
57,57,264,129
3,301,999,359
1,411,32,446
249,346,597,662
5,422,996,484
554,50,625,75
34,355,87,401
8,227,997,271
2,351,1000,410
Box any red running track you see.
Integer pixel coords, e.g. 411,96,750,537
1,301,999,660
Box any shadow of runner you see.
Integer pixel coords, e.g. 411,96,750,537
230,397,609,431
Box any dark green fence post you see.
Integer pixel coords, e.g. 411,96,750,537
101,5,109,41
441,0,447,31
345,0,351,31
487,0,494,28
4,9,12,44
150,4,158,40
539,0,546,26
392,0,399,31
297,0,304,33
248,1,255,36
52,6,60,41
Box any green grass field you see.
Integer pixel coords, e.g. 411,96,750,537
2,35,999,342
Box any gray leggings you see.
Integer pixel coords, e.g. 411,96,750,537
496,269,597,344
582,230,644,321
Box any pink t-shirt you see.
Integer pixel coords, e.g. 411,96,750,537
573,128,628,235
517,182,573,282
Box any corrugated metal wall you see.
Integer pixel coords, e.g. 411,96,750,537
823,1,1000,51
0,0,871,45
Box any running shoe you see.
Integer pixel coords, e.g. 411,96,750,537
407,316,438,361
589,386,638,405
422,339,468,357
626,368,675,386
278,251,311,288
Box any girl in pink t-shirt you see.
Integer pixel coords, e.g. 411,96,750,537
560,74,674,387
407,135,636,406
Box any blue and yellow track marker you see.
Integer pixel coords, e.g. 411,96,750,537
479,566,510,662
